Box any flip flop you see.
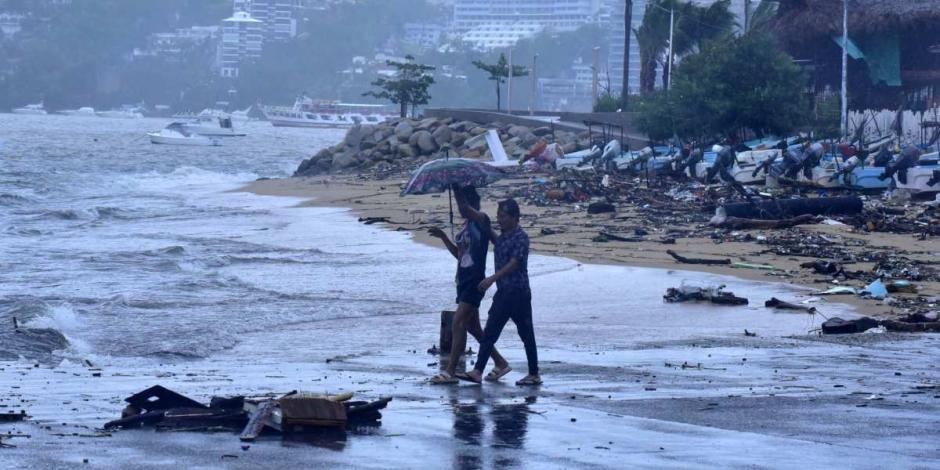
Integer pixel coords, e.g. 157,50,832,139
515,375,543,386
430,372,458,385
484,366,512,382
454,371,482,384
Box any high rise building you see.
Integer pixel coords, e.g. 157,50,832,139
220,11,263,78
454,0,604,34
233,0,299,42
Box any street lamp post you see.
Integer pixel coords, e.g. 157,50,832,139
592,46,600,108
530,53,538,115
507,48,513,115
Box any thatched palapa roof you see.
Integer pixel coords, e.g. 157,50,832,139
771,0,940,38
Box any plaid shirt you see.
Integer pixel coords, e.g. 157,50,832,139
494,225,529,292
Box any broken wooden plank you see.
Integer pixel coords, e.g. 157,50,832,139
125,385,206,413
240,401,277,442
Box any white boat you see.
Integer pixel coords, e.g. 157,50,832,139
60,107,96,116
179,117,246,137
198,107,254,123
12,102,47,115
229,106,254,122
694,149,779,184
261,95,391,128
148,123,221,146
97,107,144,119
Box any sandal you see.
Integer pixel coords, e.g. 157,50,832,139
515,374,543,386
484,366,512,382
430,371,458,385
454,371,482,384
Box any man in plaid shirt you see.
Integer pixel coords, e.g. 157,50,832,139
460,198,541,386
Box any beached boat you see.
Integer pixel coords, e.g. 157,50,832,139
148,123,221,146
893,152,940,193
261,95,391,128
694,149,779,184
59,107,96,116
12,102,47,115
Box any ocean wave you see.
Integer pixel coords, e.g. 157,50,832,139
0,193,34,206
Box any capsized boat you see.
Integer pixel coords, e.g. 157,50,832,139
148,123,221,146
12,102,47,115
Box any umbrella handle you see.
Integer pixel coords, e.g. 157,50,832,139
448,186,455,238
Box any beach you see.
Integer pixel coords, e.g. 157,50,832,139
1,115,938,468
244,174,939,318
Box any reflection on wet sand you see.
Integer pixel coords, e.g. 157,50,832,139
450,388,532,470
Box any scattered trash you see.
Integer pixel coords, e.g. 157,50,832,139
821,317,880,334
860,279,888,300
731,262,776,271
815,286,858,296
664,283,748,305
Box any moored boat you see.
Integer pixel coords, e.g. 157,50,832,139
12,102,47,115
148,123,221,146
261,95,391,128
60,107,96,116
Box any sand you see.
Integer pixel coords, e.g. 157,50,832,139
242,175,938,318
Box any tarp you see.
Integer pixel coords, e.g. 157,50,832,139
858,33,902,87
831,35,864,60
831,33,902,87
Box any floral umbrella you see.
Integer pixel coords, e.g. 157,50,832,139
399,158,505,196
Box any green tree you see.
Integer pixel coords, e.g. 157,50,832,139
362,55,435,118
636,33,807,141
472,53,528,112
634,0,734,93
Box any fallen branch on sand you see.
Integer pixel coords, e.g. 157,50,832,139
666,250,731,266
710,214,819,230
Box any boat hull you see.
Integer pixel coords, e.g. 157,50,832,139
12,109,47,115
894,165,940,193
148,133,220,146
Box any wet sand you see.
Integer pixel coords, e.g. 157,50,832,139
2,180,938,468
243,175,939,318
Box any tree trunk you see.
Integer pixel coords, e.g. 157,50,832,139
399,101,407,118
621,0,632,109
640,53,657,93
495,80,501,112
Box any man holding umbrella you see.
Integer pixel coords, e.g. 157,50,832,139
428,185,511,385
460,198,541,386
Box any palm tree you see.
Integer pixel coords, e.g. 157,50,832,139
621,0,633,109
635,0,735,93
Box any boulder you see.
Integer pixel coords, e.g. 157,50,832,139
416,117,438,130
343,125,369,148
463,148,482,159
451,132,468,147
532,126,553,136
562,142,577,153
414,130,438,154
397,143,418,158
464,133,488,151
507,125,530,138
449,120,477,132
469,126,487,136
520,132,539,147
431,126,453,147
294,158,313,176
331,152,358,170
395,121,414,142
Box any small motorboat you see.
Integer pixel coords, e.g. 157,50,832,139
179,116,246,137
148,123,221,146
60,107,96,116
12,102,47,115
893,152,940,193
694,149,779,184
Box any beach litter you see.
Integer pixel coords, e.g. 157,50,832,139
764,297,817,313
104,386,391,441
663,283,748,305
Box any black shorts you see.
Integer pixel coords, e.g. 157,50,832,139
456,278,485,307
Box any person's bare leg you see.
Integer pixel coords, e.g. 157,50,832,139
445,302,474,375
467,309,509,370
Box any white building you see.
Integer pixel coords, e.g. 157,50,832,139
0,13,24,39
461,22,544,50
402,22,445,50
145,26,219,61
220,11,264,78
232,0,299,42
454,0,604,34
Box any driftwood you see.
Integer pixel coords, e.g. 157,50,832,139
720,196,863,220
764,297,817,313
711,214,818,230
666,250,731,266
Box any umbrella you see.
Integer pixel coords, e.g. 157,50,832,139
399,158,505,197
